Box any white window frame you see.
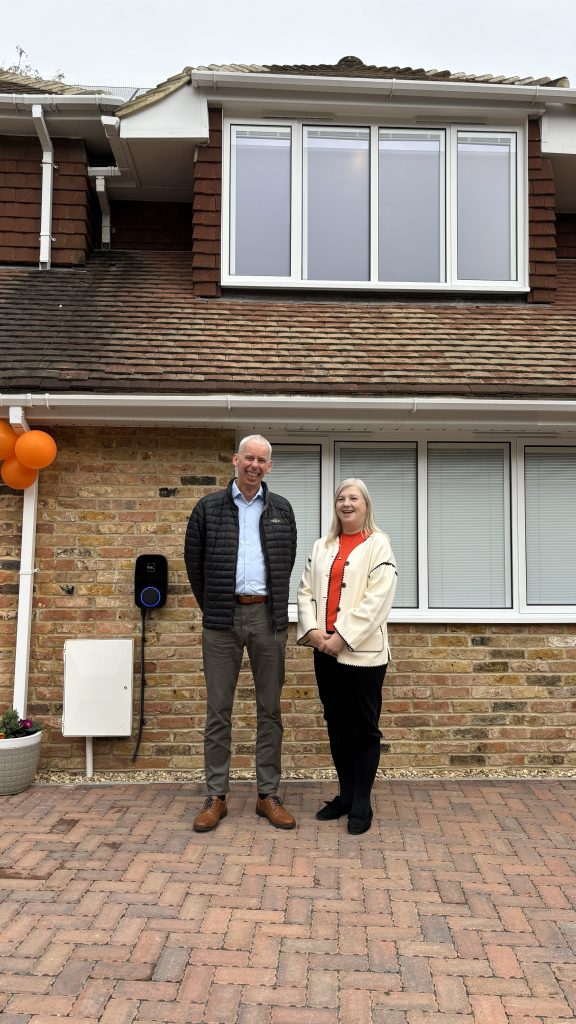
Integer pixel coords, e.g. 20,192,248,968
517,439,576,614
223,117,528,294
262,432,576,624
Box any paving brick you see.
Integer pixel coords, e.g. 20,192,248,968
307,968,338,1008
469,994,510,1024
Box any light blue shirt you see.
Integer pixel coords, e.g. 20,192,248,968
233,481,267,595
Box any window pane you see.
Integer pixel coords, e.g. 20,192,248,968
270,446,321,603
231,127,291,277
457,133,515,281
428,445,511,608
379,131,444,282
337,445,417,608
304,127,369,281
525,447,576,604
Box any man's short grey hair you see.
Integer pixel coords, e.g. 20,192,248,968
237,435,272,459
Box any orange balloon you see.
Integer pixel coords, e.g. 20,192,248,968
0,420,17,460
1,457,38,490
15,430,57,470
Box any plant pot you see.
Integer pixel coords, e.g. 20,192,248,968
0,731,42,796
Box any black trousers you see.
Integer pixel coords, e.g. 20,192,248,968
314,650,387,816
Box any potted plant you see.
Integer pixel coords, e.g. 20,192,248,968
0,709,42,795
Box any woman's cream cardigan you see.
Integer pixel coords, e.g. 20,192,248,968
297,531,398,667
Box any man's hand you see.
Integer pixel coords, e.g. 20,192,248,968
318,632,346,658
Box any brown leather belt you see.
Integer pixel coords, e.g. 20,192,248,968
235,594,269,605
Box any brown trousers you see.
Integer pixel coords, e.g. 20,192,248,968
201,602,288,795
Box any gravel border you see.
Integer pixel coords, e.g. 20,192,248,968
33,767,576,786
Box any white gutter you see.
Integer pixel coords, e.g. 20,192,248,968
31,105,53,270
101,116,140,184
0,93,124,111
191,69,576,106
8,407,37,719
1,392,576,429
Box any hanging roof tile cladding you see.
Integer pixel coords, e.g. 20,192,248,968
1,250,576,398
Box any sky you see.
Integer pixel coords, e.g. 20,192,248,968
2,0,576,91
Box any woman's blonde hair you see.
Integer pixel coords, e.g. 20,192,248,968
326,478,381,544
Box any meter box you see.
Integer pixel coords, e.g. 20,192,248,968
63,639,133,737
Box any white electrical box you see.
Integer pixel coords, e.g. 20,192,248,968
63,639,134,737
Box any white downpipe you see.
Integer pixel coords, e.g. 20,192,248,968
31,105,54,270
9,407,38,719
95,177,111,249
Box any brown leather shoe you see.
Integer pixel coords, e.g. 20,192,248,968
256,795,296,829
193,796,227,832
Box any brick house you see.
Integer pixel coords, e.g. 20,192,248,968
1,58,576,776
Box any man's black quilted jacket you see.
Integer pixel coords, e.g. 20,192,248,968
184,479,297,632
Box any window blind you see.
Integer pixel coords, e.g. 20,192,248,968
337,445,417,608
428,445,511,608
525,447,576,605
270,446,321,603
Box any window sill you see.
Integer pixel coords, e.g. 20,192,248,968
222,276,529,295
288,606,576,625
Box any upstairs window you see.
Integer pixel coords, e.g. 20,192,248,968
225,120,526,292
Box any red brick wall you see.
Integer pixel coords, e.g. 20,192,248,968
2,425,576,777
556,213,576,259
527,119,557,303
192,108,222,297
0,135,93,266
111,201,192,250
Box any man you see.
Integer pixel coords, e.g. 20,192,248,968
184,435,297,832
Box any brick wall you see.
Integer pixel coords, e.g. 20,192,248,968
192,108,222,297
556,213,576,259
527,119,557,303
0,480,21,713
2,425,576,776
111,200,192,250
0,135,94,266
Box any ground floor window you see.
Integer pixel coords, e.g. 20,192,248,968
267,436,576,622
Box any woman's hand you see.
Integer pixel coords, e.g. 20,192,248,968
318,632,346,658
307,628,331,649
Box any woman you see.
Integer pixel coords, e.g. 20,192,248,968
297,479,397,834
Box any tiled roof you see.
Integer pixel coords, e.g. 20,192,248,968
118,58,570,117
0,69,102,96
193,56,570,88
1,250,576,398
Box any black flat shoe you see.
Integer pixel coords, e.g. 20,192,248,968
315,796,351,821
347,810,373,834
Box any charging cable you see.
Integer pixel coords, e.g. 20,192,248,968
131,606,147,761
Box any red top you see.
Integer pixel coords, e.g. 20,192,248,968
326,532,367,633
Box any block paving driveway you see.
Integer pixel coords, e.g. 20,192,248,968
2,779,576,1023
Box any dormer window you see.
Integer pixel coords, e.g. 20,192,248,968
223,119,526,292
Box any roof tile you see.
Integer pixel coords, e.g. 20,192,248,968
1,250,576,399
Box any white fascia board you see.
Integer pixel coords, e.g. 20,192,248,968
119,86,209,141
542,106,576,154
191,69,576,107
2,393,576,430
